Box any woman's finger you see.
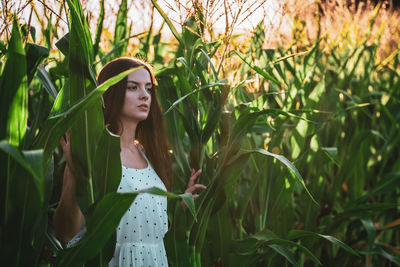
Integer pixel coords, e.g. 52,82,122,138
65,129,71,141
193,194,199,199
185,184,207,193
59,129,75,173
60,129,71,149
189,169,202,182
60,135,66,148
193,184,207,190
188,169,195,186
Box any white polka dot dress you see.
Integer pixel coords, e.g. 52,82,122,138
65,147,169,267
108,148,168,267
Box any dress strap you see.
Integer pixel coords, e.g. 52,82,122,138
135,141,150,164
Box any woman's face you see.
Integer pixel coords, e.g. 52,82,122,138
120,68,152,123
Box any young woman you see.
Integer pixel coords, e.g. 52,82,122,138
53,57,206,266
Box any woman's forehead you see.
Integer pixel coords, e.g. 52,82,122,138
127,68,152,84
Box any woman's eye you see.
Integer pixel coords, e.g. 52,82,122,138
127,86,137,90
146,87,152,92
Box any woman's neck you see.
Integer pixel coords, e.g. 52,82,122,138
118,119,138,150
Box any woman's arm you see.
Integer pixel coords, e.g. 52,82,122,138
53,131,84,244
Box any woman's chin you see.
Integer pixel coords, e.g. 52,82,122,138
136,114,150,122
121,112,150,123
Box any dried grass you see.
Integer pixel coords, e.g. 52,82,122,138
274,0,400,59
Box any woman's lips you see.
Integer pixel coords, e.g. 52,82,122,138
138,104,149,110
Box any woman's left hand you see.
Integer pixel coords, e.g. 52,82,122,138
182,169,207,210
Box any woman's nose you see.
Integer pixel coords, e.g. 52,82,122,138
139,87,150,99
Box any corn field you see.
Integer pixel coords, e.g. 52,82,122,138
0,0,399,266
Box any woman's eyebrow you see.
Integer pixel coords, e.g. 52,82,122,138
127,80,152,85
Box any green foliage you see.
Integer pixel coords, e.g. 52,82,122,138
113,0,128,58
93,0,105,58
0,1,399,266
67,0,103,212
0,19,28,147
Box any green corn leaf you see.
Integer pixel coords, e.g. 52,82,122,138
22,149,45,198
25,43,49,85
34,67,140,169
321,147,340,167
42,13,53,49
67,0,94,84
232,229,322,266
92,128,122,201
113,0,127,57
0,18,28,147
55,33,69,56
232,50,281,86
365,246,400,265
36,66,58,100
0,141,44,202
199,48,218,79
189,154,248,249
361,218,376,249
182,16,201,50
56,192,139,266
93,0,104,58
334,203,398,224
288,230,360,257
230,235,260,256
242,149,317,205
370,129,386,142
228,109,306,158
144,187,196,220
50,81,70,116
138,20,153,59
318,234,360,257
179,192,196,221
218,152,250,191
175,57,198,92
248,20,265,59
302,39,321,75
0,147,45,265
355,172,400,203
164,82,227,115
157,74,191,174
207,202,232,262
189,196,215,249
151,0,184,45
69,0,94,63
164,201,192,266
269,244,297,266
256,230,320,266
201,94,222,144
67,0,102,211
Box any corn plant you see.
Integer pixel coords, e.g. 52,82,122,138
149,1,364,266
222,3,400,266
1,0,399,266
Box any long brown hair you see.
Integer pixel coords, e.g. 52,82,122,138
98,57,173,191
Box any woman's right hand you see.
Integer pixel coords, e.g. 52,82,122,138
59,129,75,176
